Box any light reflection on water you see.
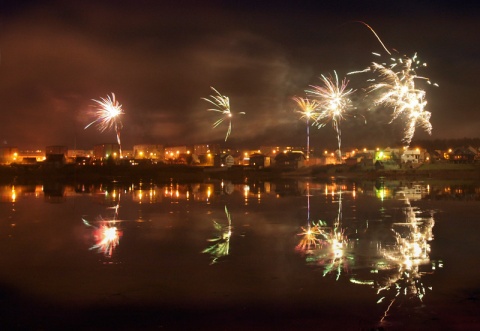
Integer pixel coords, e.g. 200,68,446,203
0,179,479,328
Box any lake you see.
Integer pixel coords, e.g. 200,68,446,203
0,178,479,330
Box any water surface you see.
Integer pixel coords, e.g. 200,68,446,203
0,179,479,330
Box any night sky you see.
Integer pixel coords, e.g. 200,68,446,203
0,1,478,150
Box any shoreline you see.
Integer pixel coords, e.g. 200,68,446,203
1,163,480,184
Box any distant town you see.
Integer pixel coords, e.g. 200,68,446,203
1,141,479,171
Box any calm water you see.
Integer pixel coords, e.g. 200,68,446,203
1,178,480,330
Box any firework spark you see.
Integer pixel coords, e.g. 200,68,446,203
85,93,124,157
292,97,321,159
202,87,245,141
306,72,354,159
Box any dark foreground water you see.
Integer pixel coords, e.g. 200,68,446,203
0,178,479,330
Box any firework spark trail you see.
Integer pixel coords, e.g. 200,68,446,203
85,93,124,157
348,23,437,147
306,71,354,159
401,91,432,146
202,87,245,141
355,21,392,55
292,97,321,159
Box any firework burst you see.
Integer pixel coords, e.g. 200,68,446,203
202,87,245,141
349,22,437,147
292,97,321,159
307,71,354,159
367,54,434,146
296,223,325,252
85,93,125,157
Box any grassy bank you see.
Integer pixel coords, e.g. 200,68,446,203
306,163,480,180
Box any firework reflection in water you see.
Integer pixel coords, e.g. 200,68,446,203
376,195,435,325
296,187,349,280
203,205,232,264
82,192,123,258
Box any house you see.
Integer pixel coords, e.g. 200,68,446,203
214,153,234,168
401,148,423,164
45,145,68,166
274,151,306,169
430,150,446,162
401,149,419,163
249,153,270,169
451,146,477,164
374,147,401,163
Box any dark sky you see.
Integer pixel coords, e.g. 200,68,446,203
0,0,478,150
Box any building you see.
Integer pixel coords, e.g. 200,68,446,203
451,146,477,164
45,145,68,165
274,151,306,169
93,143,120,161
0,147,20,164
165,146,190,162
193,144,220,166
320,152,340,165
194,144,220,156
133,144,164,161
214,153,234,168
401,148,427,164
67,150,93,164
68,150,93,158
249,153,270,169
259,146,282,158
374,147,400,163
